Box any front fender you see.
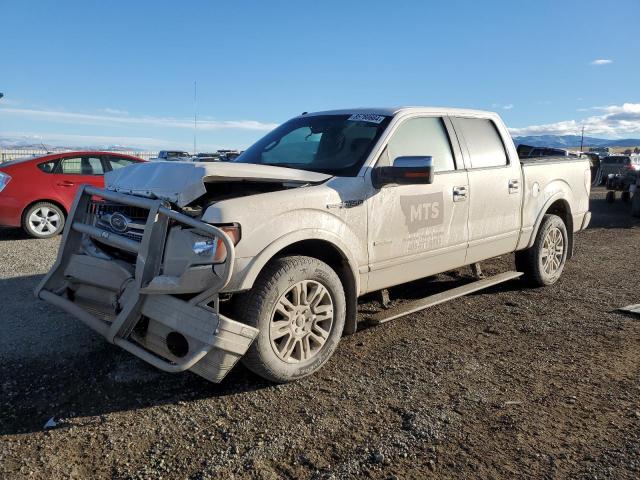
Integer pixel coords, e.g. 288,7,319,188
226,228,363,294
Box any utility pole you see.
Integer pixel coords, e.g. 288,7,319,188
580,124,585,152
193,81,197,155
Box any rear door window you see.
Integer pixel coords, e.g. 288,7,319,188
37,160,58,173
455,118,508,168
60,156,104,175
106,156,136,170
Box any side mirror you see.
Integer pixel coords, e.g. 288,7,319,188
372,156,434,188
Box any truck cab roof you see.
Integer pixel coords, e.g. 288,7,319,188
302,106,497,118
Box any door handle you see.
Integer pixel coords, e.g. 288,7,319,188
57,181,75,187
453,186,467,202
508,179,519,194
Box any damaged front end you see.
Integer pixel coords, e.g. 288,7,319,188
35,185,258,383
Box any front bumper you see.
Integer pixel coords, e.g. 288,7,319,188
35,185,257,383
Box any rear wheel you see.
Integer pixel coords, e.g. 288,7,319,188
22,202,65,239
236,255,346,383
605,191,615,203
621,191,631,203
515,214,568,287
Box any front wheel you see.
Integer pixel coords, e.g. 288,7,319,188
236,255,346,383
515,214,568,287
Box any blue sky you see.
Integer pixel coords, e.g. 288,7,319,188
1,0,639,150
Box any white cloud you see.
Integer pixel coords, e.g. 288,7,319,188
509,102,640,138
100,107,129,116
590,59,613,66
0,107,279,132
491,103,514,110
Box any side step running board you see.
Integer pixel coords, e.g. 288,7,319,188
369,271,523,325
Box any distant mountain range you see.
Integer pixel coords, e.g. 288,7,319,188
512,135,640,148
0,138,145,151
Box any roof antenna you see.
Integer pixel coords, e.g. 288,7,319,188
193,80,197,155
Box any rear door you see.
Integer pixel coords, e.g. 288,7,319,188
450,117,523,264
50,155,105,210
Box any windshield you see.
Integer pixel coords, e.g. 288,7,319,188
235,114,391,176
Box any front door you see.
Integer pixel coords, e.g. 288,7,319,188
366,116,470,292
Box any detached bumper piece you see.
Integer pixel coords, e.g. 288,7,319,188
36,185,258,383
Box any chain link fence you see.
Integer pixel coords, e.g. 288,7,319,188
0,149,157,163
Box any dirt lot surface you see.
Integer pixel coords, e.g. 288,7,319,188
1,187,639,479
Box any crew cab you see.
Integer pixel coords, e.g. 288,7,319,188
37,108,591,383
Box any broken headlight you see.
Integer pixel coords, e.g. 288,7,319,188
192,224,241,263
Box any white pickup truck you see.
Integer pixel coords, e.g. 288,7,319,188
37,107,591,383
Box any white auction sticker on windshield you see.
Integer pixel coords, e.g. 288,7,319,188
347,113,386,124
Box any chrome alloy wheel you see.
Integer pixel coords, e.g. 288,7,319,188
269,280,334,363
29,206,62,235
541,226,564,275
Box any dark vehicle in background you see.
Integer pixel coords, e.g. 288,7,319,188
602,155,640,203
0,152,144,238
151,150,193,161
581,152,601,179
632,173,640,217
193,152,223,162
194,150,242,162
217,149,241,161
589,146,610,157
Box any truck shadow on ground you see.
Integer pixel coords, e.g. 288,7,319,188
0,273,275,436
0,345,273,436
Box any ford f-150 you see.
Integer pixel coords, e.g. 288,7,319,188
36,107,591,383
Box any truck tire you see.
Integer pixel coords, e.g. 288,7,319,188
236,255,346,383
515,214,568,287
632,192,640,218
22,202,66,239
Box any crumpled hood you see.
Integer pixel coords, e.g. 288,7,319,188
105,161,332,207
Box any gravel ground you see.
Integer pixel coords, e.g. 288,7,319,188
1,187,639,479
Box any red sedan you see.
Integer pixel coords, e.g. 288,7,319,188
0,151,144,238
